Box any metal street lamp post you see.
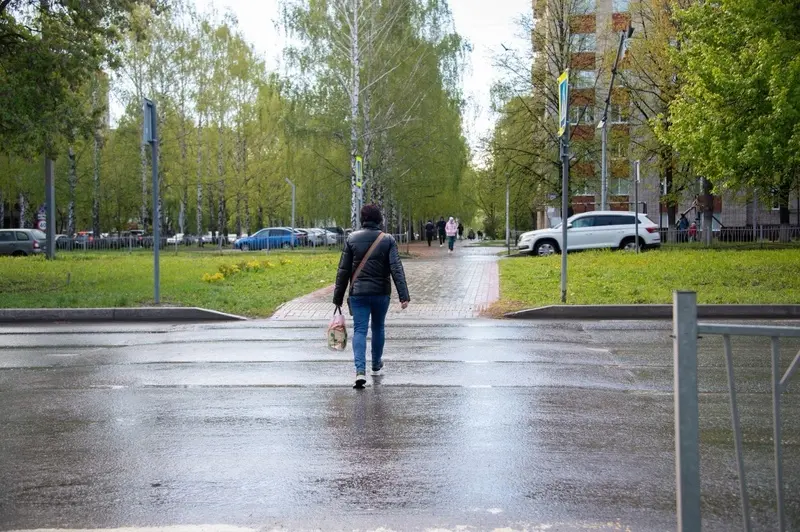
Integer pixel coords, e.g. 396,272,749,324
599,25,634,211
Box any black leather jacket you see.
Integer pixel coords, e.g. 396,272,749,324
333,222,410,306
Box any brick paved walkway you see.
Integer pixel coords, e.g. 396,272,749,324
272,241,500,320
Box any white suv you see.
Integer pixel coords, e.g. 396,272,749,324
518,211,661,256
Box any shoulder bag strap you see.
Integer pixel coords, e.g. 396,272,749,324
350,232,386,289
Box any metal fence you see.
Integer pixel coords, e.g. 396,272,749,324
49,231,411,254
661,225,800,247
673,291,800,531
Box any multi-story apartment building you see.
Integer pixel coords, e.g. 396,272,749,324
532,0,800,232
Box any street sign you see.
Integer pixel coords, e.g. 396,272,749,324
143,99,157,145
558,70,569,137
355,155,363,188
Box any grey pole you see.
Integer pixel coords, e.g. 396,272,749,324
673,291,701,532
152,135,160,305
634,160,640,253
561,126,569,304
753,191,758,242
598,26,634,211
771,337,786,531
285,177,296,247
144,98,160,305
600,120,608,211
506,174,511,256
44,158,56,260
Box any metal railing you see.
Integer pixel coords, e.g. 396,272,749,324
661,225,800,247
673,291,800,531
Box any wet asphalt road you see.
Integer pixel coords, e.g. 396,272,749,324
1,319,799,531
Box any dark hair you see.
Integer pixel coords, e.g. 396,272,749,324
360,204,383,225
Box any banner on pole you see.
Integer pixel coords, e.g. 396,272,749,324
355,156,363,188
558,70,569,137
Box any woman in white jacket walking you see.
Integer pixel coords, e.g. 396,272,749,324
445,217,458,253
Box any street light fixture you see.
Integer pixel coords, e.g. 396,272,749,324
599,24,634,211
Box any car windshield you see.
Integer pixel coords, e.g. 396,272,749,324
32,230,46,239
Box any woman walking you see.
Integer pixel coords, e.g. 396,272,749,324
445,216,458,253
333,204,411,388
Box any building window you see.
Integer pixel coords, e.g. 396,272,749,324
771,188,782,210
612,178,631,195
609,102,629,123
573,70,596,89
609,137,628,158
572,0,595,15
576,180,597,196
570,33,597,53
570,105,595,125
613,0,630,13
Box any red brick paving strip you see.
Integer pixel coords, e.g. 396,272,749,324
272,242,500,320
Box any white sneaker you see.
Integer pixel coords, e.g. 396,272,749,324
371,362,384,376
354,373,367,388
439,244,443,247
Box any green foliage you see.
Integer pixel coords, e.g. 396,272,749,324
662,0,800,211
282,0,471,228
0,0,157,156
0,251,339,317
499,249,800,308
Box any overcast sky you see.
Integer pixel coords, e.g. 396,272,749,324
191,0,530,154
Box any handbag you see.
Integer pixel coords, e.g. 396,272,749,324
327,306,348,351
347,232,386,315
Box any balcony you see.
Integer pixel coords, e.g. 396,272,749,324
570,15,596,33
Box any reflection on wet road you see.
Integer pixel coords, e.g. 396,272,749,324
1,319,798,531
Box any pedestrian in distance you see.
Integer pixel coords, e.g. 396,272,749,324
425,219,435,247
676,213,690,243
688,221,698,242
333,204,411,389
457,220,464,241
445,216,458,253
436,216,446,247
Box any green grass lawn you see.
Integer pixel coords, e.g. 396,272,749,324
0,251,340,317
498,248,800,311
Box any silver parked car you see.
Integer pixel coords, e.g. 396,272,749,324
0,228,47,256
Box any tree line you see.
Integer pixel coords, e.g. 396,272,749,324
0,0,473,237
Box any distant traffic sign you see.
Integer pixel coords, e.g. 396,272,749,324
558,70,569,137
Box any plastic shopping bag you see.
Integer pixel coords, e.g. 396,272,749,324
327,307,348,351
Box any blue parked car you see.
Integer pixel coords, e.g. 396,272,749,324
234,228,296,251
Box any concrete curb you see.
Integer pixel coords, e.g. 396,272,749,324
0,307,247,323
505,304,800,320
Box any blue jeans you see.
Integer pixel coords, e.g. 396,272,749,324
447,236,456,250
350,295,391,374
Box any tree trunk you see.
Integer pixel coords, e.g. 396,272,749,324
778,182,791,243
92,133,100,236
67,146,77,237
217,125,226,239
92,78,101,237
664,148,676,242
349,0,361,230
19,193,27,228
196,117,204,236
701,177,713,246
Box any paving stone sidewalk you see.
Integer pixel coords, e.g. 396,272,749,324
272,241,500,320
